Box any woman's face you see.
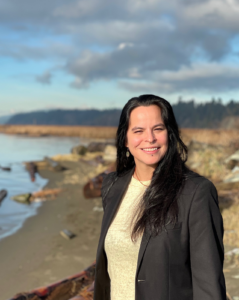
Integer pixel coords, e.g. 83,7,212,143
126,105,168,170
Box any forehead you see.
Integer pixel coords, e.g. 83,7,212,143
128,105,163,126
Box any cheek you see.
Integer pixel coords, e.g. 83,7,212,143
159,132,168,147
127,134,142,147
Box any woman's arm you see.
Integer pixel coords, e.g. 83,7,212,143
189,179,227,300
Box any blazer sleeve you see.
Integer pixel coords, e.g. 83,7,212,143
189,179,227,300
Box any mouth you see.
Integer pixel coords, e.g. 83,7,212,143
141,147,160,154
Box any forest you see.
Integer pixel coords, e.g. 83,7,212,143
6,98,239,128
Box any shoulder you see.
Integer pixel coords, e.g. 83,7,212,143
182,170,217,196
180,170,219,218
179,170,218,212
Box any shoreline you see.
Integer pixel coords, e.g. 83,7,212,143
0,160,104,300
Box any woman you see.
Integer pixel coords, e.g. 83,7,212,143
94,94,226,300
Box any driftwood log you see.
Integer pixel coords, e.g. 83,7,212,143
83,163,116,199
9,262,95,300
0,189,7,205
0,165,11,171
25,162,38,182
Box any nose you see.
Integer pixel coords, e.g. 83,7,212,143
145,130,156,143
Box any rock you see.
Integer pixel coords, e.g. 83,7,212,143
223,167,239,183
44,156,65,172
225,150,239,163
11,193,31,204
51,153,81,162
87,142,107,152
103,145,117,162
226,159,239,170
60,229,76,240
226,248,239,256
93,206,103,212
80,155,104,167
71,145,87,155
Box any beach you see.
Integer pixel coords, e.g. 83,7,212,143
0,129,239,299
0,159,104,299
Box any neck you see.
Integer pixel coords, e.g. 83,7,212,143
134,162,156,181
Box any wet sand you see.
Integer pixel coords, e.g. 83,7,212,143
0,161,104,300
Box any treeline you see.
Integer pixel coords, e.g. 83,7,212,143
6,99,239,128
6,109,122,127
173,98,239,128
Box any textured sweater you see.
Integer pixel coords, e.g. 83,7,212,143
104,176,150,300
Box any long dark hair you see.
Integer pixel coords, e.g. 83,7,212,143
116,94,188,240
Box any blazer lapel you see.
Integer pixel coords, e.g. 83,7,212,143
136,226,151,277
96,168,134,262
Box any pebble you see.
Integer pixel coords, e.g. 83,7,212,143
93,206,103,212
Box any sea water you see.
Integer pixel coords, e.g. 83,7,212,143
0,133,81,241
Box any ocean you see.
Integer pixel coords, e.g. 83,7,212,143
0,133,81,241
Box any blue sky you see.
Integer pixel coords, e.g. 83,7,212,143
0,0,239,116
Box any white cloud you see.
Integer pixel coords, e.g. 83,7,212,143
118,43,134,50
119,62,239,93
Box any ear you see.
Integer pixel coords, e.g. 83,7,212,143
125,139,128,148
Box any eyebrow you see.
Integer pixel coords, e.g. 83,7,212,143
131,123,165,131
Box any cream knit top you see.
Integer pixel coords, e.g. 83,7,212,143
104,176,151,300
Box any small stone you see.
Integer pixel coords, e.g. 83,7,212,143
93,206,103,212
60,229,76,240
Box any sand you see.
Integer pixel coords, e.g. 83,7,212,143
0,161,104,300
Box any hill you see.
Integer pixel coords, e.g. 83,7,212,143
5,99,239,128
6,109,121,127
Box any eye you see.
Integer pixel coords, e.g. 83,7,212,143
155,127,163,131
134,130,143,133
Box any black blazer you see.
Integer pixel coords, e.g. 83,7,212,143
94,168,227,300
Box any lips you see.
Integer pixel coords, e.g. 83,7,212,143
142,147,159,151
141,147,160,154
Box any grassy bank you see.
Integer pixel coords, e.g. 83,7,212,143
0,125,117,139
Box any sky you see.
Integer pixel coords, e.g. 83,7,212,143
0,0,239,116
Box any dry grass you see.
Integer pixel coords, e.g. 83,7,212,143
181,128,239,147
0,125,117,139
1,125,239,146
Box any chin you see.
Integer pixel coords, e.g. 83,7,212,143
137,157,162,167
